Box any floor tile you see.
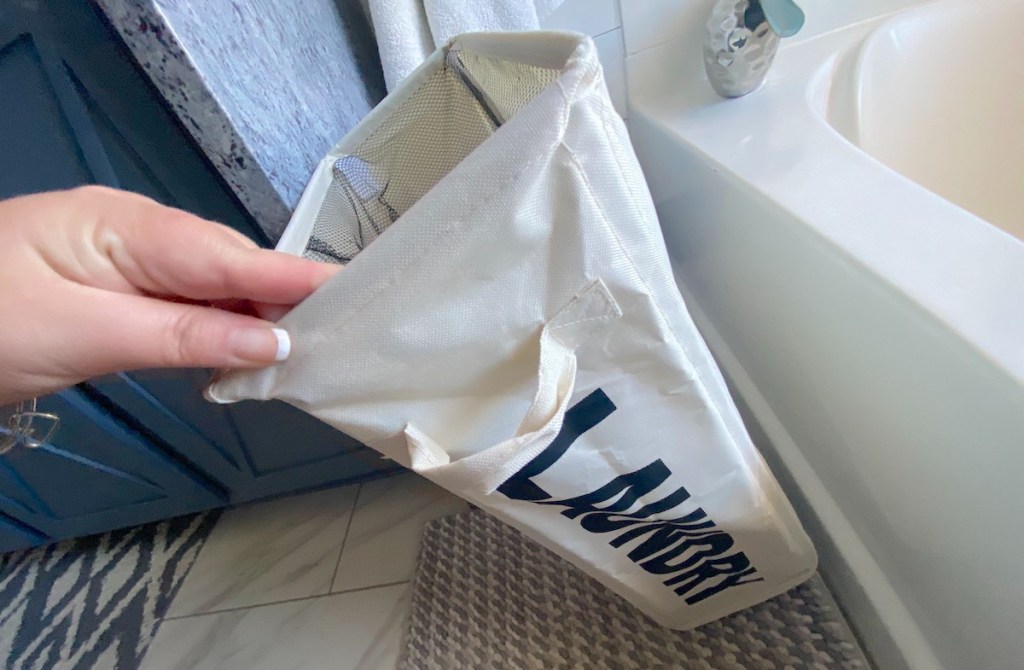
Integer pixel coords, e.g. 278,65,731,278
332,473,467,592
142,583,410,670
167,485,358,617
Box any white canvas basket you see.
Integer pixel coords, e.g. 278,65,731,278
207,31,816,629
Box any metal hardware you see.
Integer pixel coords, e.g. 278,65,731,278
0,398,60,454
703,0,804,98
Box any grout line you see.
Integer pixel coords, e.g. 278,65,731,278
161,579,411,622
162,592,338,621
329,481,363,593
331,579,411,596
625,36,676,58
592,25,622,39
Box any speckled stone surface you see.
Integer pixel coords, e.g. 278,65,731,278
96,0,386,239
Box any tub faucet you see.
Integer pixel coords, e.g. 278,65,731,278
703,0,804,98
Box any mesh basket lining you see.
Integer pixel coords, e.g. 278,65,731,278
302,48,560,264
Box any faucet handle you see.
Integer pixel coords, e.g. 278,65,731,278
760,0,805,38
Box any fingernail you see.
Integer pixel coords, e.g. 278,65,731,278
231,328,291,363
272,328,291,361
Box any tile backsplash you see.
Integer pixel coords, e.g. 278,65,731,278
543,0,621,36
620,0,709,55
617,0,929,115
619,0,929,56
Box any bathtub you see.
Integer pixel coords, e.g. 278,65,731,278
625,1,1024,668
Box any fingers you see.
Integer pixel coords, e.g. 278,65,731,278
55,186,342,304
0,188,319,403
252,302,294,322
209,247,342,304
210,300,293,323
107,202,340,303
70,289,293,374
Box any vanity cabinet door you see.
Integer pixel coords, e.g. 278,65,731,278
0,514,46,554
86,371,401,503
0,390,221,544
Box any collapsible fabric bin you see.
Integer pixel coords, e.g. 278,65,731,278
207,31,816,629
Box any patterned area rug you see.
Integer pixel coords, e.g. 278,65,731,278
0,511,218,670
401,510,871,669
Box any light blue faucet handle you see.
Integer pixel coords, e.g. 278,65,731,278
760,0,805,38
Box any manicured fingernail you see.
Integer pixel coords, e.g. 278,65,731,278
231,327,290,363
272,328,291,361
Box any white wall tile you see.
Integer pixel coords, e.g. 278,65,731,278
621,0,927,57
794,0,924,43
593,29,628,117
620,0,710,54
541,0,621,36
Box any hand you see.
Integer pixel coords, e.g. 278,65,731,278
0,186,339,404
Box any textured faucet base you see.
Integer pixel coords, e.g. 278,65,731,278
704,0,781,98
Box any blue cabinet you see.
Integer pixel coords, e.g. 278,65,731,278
0,390,221,540
87,371,397,502
0,0,400,552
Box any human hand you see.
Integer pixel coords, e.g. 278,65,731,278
0,186,339,404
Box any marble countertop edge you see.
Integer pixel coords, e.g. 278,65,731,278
96,0,294,237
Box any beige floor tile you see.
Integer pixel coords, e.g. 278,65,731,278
144,583,409,670
332,473,467,592
167,485,357,617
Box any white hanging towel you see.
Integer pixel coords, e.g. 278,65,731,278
368,0,565,90
207,31,817,629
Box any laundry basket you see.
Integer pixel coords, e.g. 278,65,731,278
207,31,816,630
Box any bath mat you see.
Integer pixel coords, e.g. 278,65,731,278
401,509,871,669
0,511,219,670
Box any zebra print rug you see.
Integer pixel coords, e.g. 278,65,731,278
0,511,219,670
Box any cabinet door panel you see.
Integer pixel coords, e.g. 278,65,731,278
0,390,221,542
88,371,402,502
0,32,93,198
0,513,45,553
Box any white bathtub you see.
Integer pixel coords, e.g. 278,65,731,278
625,1,1024,668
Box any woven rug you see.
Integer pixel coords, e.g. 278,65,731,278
401,510,871,669
0,511,219,670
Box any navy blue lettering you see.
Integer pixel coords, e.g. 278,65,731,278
497,389,616,502
636,531,734,572
497,388,763,607
544,460,675,519
607,509,717,548
664,553,765,605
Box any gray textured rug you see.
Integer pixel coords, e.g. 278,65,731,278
0,511,218,670
401,510,870,669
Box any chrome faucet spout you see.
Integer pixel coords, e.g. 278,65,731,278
703,0,804,98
